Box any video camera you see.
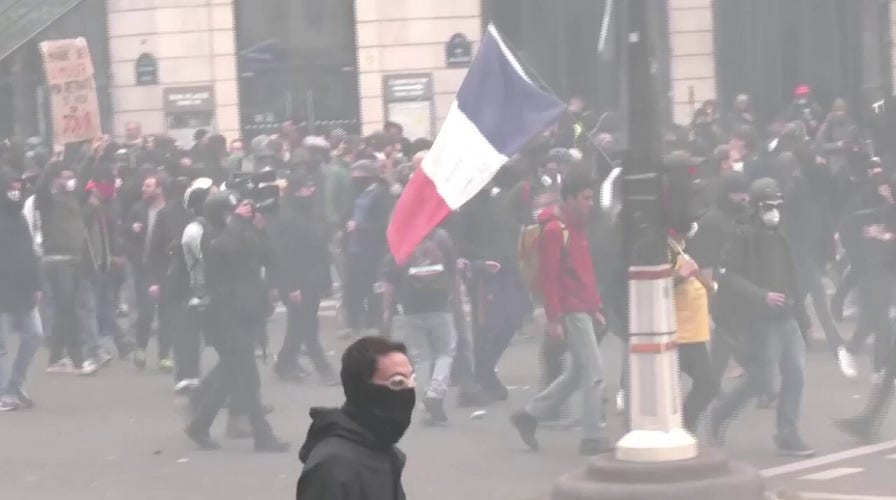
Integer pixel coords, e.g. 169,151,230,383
226,168,280,214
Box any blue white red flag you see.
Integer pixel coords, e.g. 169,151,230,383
387,23,566,265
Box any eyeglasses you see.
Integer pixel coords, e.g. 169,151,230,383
759,201,783,210
375,374,416,391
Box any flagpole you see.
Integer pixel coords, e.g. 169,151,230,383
549,1,763,497
486,22,562,102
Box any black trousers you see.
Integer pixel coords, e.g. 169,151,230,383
45,260,86,367
343,258,381,333
172,304,202,382
190,308,272,443
850,269,893,372
276,295,333,376
132,263,171,358
679,342,718,432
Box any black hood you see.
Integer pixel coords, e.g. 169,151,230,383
202,191,236,230
716,171,750,213
299,407,405,464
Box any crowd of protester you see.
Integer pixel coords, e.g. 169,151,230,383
2,84,896,469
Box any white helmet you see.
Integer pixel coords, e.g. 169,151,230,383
184,177,215,213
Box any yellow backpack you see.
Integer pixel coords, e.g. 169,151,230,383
519,220,569,298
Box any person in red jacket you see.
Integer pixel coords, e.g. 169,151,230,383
510,169,610,456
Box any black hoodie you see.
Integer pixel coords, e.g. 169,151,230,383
0,167,39,313
297,407,406,500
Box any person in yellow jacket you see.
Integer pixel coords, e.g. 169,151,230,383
670,230,719,433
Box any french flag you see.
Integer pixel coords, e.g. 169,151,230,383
387,23,566,265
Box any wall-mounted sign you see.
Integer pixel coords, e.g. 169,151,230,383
383,73,433,102
383,73,434,140
163,85,215,112
135,52,158,85
445,33,473,67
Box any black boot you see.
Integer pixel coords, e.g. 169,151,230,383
836,371,894,443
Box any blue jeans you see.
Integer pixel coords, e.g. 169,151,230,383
712,316,806,441
393,312,457,400
78,274,103,358
527,313,607,441
0,308,44,397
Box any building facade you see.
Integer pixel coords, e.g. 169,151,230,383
0,0,894,144
106,0,240,146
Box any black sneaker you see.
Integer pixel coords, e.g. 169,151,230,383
834,416,874,443
13,386,34,409
185,425,221,451
579,437,614,456
423,397,448,426
775,435,815,457
510,410,539,451
255,438,290,453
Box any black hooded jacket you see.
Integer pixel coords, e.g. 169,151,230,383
271,196,332,301
690,173,751,272
297,407,406,500
0,167,40,313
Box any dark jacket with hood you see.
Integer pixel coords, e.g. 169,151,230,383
271,194,332,301
204,210,274,321
690,172,751,273
716,213,811,335
297,407,406,500
148,199,192,301
0,167,40,313
35,164,94,267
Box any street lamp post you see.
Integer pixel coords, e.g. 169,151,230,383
550,1,764,498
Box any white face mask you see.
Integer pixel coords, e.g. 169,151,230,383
686,222,699,239
731,162,744,173
6,189,21,202
761,208,780,227
64,178,77,192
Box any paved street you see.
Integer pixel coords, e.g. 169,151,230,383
2,307,896,500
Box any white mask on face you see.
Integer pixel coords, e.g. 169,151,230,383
761,208,780,227
64,178,77,192
6,189,21,202
731,162,744,173
686,222,699,239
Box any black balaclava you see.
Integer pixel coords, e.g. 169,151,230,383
718,171,751,214
344,380,415,447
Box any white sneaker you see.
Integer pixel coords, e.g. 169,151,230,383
79,360,99,376
174,379,200,394
837,346,858,379
46,359,75,374
0,396,22,412
96,350,113,366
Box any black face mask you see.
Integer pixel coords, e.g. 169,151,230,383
346,382,415,446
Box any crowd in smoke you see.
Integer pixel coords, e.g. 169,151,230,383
1,85,895,473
